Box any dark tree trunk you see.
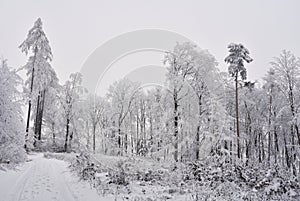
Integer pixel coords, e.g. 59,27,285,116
33,93,41,147
258,132,262,163
196,124,200,160
64,118,70,152
118,124,122,155
52,122,55,146
37,90,46,139
274,126,279,164
25,100,32,150
25,47,38,150
130,113,134,154
33,89,46,147
195,96,203,160
174,93,179,162
235,73,241,159
295,124,300,146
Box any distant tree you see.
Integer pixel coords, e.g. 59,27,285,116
271,50,300,146
59,72,85,152
107,79,139,155
270,50,300,173
225,43,253,159
262,68,278,164
85,94,106,153
43,85,62,148
164,42,196,162
188,49,219,159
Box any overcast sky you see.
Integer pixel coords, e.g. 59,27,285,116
1,0,299,93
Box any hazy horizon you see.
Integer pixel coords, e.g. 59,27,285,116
1,0,300,94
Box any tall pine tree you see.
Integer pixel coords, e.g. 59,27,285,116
225,43,253,159
19,18,54,149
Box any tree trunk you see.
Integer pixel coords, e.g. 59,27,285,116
268,91,272,165
174,93,179,162
196,124,200,160
235,73,241,159
125,132,128,154
295,124,300,146
195,96,203,160
118,121,122,155
136,114,139,154
93,123,96,154
258,132,262,163
283,132,290,168
86,121,90,150
25,100,32,150
33,93,41,147
52,122,55,146
143,114,146,153
25,48,37,150
261,129,265,161
274,126,279,164
64,118,70,152
37,90,46,139
130,113,134,154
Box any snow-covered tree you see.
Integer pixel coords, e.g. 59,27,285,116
0,58,26,162
107,78,140,155
19,18,54,149
225,43,253,159
270,50,300,173
164,42,197,162
188,48,221,159
84,94,106,153
271,50,300,145
59,72,85,152
43,85,63,150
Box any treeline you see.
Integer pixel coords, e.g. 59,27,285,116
1,17,300,177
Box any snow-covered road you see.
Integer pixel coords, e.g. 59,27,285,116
0,153,102,201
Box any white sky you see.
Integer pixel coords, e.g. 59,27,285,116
1,0,299,94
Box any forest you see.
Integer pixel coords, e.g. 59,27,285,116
1,18,300,201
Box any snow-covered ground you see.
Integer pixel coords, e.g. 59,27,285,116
1,152,299,201
0,153,114,201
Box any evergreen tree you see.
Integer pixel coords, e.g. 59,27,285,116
19,18,55,149
225,43,253,158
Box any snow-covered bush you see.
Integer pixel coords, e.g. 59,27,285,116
0,143,26,163
68,150,299,200
107,161,129,186
182,155,300,200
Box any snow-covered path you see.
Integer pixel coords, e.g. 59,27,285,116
0,153,102,201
